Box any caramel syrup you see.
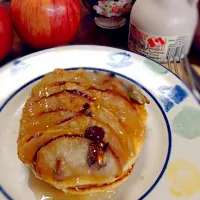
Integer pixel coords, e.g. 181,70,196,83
28,171,117,200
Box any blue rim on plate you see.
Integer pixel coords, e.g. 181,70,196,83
0,44,199,103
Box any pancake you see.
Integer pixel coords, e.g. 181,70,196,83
17,69,149,194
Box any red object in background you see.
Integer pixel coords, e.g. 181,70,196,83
193,1,200,52
157,37,165,45
0,5,13,62
148,37,166,48
112,6,120,13
11,0,81,49
148,38,156,48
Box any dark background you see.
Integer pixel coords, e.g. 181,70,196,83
1,0,200,68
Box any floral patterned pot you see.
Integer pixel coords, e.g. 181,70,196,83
82,0,134,29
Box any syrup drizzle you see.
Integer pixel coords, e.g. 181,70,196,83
29,171,117,200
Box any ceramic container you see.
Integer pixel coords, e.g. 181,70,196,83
82,0,135,29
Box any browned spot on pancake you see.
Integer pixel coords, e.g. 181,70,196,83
37,102,91,118
49,81,81,87
88,87,106,92
80,103,93,117
53,157,66,181
130,97,150,105
56,114,83,125
38,108,69,116
50,81,67,87
88,88,131,104
26,133,43,142
80,103,90,114
67,90,94,101
86,112,93,117
35,89,94,103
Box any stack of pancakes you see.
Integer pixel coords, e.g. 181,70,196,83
17,69,149,194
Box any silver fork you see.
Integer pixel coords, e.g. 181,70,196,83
167,46,200,100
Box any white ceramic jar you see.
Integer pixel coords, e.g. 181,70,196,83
128,0,199,63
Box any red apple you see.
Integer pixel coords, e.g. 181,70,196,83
0,5,13,61
11,0,80,49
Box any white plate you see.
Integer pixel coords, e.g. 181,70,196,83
0,45,200,200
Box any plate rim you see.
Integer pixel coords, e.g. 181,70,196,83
0,45,199,104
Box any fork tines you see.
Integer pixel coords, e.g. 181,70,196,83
167,45,200,99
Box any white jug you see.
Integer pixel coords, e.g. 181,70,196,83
128,0,199,63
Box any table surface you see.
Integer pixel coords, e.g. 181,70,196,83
1,1,200,78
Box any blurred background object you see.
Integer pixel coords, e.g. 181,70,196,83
128,0,199,63
191,1,200,64
82,0,135,29
11,0,80,49
0,3,13,62
0,0,199,88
